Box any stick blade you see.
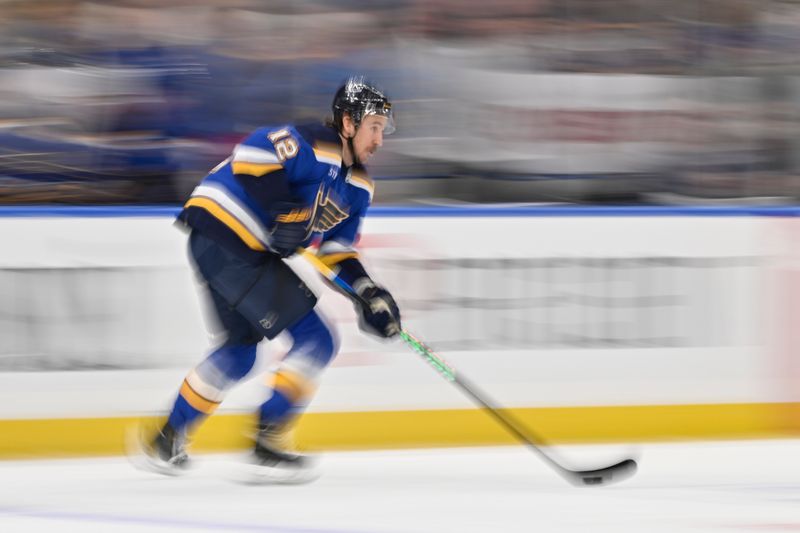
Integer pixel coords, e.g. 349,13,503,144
569,458,638,487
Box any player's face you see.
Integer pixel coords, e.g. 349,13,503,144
352,115,387,164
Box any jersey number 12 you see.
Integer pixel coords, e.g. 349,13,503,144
267,129,299,162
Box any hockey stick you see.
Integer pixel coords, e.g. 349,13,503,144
299,248,637,487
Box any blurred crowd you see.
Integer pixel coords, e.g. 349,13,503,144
1,0,800,205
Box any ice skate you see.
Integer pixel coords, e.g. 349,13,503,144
235,423,320,485
127,423,191,476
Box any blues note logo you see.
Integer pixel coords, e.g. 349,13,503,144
312,188,349,232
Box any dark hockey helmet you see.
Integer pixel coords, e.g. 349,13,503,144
332,76,395,135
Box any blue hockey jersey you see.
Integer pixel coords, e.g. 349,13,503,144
178,123,373,268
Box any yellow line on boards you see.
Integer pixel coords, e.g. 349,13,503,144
1,403,799,459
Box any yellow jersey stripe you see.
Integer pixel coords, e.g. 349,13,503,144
314,140,339,152
348,175,374,196
180,380,220,415
318,252,358,267
184,197,267,252
231,161,282,177
186,369,226,402
313,148,342,167
270,370,312,403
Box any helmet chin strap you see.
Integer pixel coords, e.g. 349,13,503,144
345,128,365,170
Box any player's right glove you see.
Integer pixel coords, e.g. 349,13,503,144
353,278,401,339
269,201,312,258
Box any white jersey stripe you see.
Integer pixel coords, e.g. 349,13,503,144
346,177,374,201
232,144,280,164
314,152,342,167
319,239,357,255
186,369,227,402
192,183,270,246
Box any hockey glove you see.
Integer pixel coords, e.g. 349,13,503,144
269,201,312,258
353,278,401,339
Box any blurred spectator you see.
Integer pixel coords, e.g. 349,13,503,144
0,0,798,205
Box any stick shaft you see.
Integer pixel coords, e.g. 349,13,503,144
298,247,636,486
397,329,569,474
300,249,561,461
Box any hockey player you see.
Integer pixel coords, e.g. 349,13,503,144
131,76,401,483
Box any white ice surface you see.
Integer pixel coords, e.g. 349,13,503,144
1,440,800,532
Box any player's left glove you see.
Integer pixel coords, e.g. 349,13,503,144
269,201,311,258
353,278,401,339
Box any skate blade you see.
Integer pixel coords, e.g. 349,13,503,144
124,424,190,477
228,456,321,486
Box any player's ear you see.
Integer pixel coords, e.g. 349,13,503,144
342,113,356,138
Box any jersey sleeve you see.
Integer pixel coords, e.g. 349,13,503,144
229,126,328,207
317,185,372,286
318,198,365,261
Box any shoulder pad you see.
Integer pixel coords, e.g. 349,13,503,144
296,123,343,168
230,126,284,177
